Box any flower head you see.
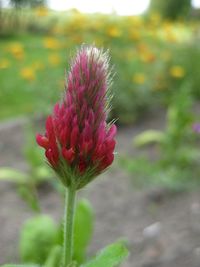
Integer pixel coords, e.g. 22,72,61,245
20,67,36,81
36,46,117,189
8,42,24,60
0,59,10,69
132,73,146,85
169,65,185,79
43,38,61,50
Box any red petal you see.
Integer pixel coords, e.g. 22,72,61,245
82,121,92,142
107,124,117,140
45,148,58,167
96,123,106,145
105,139,116,152
70,126,79,148
92,144,104,161
45,116,53,133
100,153,114,170
36,134,49,148
81,140,93,154
62,148,75,164
78,160,87,174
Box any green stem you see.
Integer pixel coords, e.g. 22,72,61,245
63,184,76,267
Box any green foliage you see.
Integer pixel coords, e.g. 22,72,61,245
121,156,200,191
56,199,94,265
150,0,191,20
0,9,199,125
0,167,40,211
19,215,57,264
134,84,195,166
161,84,193,167
29,0,46,8
44,246,62,267
81,241,129,267
134,130,164,147
122,84,200,190
10,0,27,8
0,165,50,212
23,126,53,185
18,199,94,266
0,126,55,211
0,168,28,183
10,0,46,8
66,263,77,267
73,199,94,264
2,265,40,267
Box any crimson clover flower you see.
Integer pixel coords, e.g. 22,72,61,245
36,46,117,189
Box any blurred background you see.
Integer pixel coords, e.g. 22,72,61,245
1,0,200,266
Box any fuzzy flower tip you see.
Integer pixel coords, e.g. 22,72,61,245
36,46,117,189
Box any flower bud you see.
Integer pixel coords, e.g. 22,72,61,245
36,46,117,189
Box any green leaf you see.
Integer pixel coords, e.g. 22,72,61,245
0,168,28,183
81,241,129,267
20,215,58,264
1,265,40,267
133,130,165,147
67,262,78,267
18,185,40,212
73,199,94,264
66,262,77,267
34,166,52,181
44,245,62,267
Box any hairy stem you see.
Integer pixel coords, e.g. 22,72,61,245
63,185,76,266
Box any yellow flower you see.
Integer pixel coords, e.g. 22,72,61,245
71,35,83,44
34,6,48,17
163,22,177,43
0,59,10,69
149,13,161,25
32,61,44,70
166,32,177,43
51,26,62,35
140,52,156,63
129,30,140,41
43,38,61,49
128,16,143,27
137,43,149,53
8,42,24,60
107,26,121,38
161,51,172,61
170,66,185,78
133,73,146,84
20,67,35,81
48,53,61,66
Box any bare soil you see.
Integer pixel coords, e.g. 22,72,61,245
1,113,200,267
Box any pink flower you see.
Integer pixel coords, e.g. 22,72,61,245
193,123,200,134
36,46,117,189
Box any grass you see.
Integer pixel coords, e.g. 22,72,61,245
0,34,70,119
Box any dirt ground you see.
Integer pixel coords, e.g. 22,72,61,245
1,112,200,267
